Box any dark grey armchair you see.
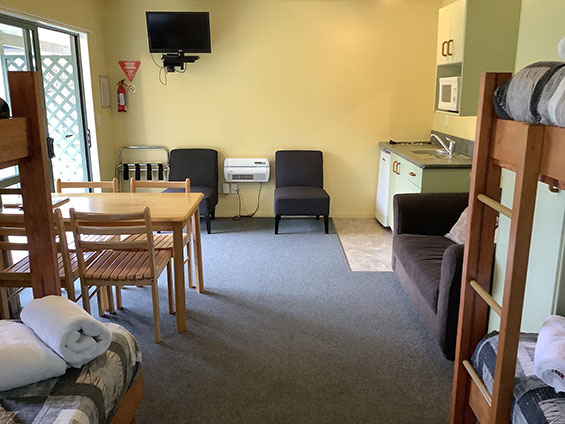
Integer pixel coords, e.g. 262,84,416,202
274,150,330,234
167,149,218,234
392,192,468,359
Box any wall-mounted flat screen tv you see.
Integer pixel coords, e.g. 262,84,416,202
146,12,211,53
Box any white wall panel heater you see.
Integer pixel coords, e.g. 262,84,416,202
224,158,270,183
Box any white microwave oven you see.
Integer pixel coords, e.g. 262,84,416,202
437,76,460,112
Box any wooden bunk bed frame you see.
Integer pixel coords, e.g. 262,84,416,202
450,72,565,423
1,71,142,424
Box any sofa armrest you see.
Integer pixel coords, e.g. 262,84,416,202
393,192,469,236
436,243,465,360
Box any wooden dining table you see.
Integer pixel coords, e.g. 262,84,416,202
55,192,205,333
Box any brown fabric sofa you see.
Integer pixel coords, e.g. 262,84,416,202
392,192,469,360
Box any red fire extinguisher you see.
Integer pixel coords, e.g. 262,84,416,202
117,79,127,112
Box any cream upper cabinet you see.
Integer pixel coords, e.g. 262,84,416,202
434,0,521,116
436,0,465,65
448,0,465,63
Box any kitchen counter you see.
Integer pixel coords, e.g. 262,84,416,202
379,141,473,169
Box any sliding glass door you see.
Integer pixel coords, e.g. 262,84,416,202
0,15,92,189
37,27,90,182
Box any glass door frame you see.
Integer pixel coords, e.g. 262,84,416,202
0,13,93,187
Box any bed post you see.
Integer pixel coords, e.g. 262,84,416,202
489,119,544,422
450,72,511,424
8,72,60,297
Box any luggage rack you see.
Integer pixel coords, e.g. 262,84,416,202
116,146,170,192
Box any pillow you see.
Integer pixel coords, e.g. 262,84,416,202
445,207,468,244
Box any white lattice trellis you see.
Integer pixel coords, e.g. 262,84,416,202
3,54,87,182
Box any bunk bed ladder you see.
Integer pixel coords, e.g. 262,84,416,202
450,73,545,424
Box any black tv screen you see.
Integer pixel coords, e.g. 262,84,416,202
146,12,211,53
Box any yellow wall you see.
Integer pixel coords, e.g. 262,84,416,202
100,0,441,218
0,0,115,180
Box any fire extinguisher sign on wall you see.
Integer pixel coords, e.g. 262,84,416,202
116,60,140,113
117,80,127,112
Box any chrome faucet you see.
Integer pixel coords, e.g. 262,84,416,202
431,133,456,157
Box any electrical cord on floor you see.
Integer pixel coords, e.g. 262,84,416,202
232,183,262,221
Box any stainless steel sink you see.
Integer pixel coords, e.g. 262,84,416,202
411,149,446,155
407,148,470,160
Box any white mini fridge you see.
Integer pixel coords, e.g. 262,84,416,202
375,146,391,226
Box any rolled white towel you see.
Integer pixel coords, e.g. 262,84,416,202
0,321,67,391
21,295,112,368
534,314,565,393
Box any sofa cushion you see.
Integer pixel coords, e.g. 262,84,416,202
274,186,330,216
393,234,456,313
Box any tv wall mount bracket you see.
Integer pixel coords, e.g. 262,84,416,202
161,52,200,72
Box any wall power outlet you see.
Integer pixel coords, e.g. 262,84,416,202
231,183,238,194
222,183,230,194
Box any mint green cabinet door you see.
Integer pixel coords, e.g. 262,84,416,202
389,155,422,231
388,153,401,230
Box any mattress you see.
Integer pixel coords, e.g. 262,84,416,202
471,332,565,424
494,61,565,127
0,323,141,424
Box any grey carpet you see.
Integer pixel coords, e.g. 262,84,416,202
99,218,453,424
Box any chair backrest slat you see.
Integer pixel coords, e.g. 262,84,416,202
76,225,147,236
0,188,22,195
72,210,145,222
0,241,29,251
130,178,190,193
0,228,27,237
80,240,147,251
55,178,119,193
0,214,25,225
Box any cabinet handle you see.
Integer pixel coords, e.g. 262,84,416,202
396,162,401,174
409,172,416,177
392,161,397,173
447,39,453,56
441,41,447,57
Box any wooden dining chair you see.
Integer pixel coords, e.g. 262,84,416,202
0,210,98,319
55,178,121,310
129,178,193,313
69,207,172,343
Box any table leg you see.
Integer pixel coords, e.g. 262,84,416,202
173,222,186,333
192,207,204,293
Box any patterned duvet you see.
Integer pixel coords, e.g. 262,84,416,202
471,332,565,424
0,323,141,424
494,61,565,127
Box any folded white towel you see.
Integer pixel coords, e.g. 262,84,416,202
21,295,112,368
0,320,67,391
534,314,565,393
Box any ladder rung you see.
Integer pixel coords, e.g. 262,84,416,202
463,360,492,407
477,194,513,218
469,279,502,316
